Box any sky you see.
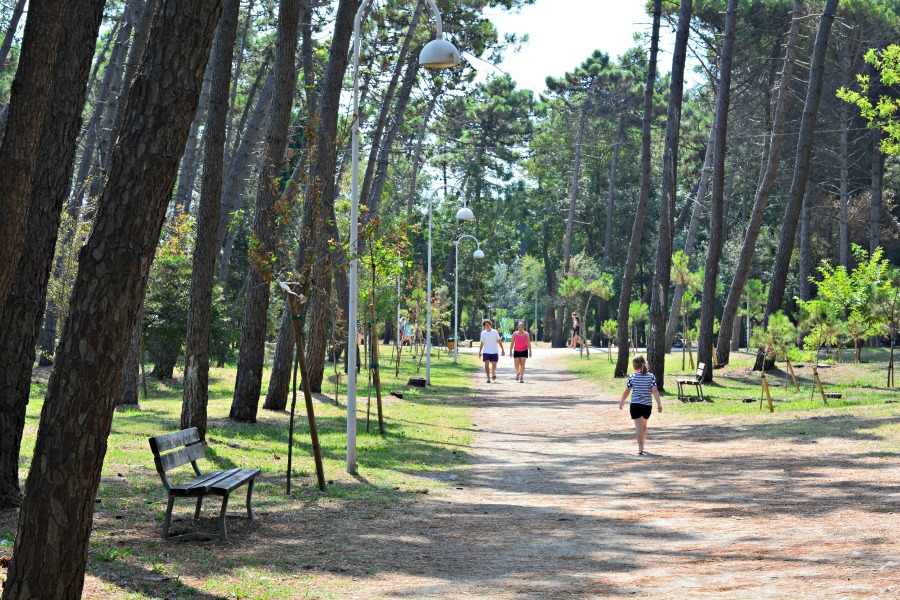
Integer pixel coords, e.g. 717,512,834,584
475,0,694,94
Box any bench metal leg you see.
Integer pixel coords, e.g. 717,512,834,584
194,496,203,521
698,383,705,402
676,381,684,400
246,479,255,520
163,495,175,539
218,494,230,542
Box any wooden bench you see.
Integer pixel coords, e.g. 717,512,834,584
149,427,260,541
675,363,707,402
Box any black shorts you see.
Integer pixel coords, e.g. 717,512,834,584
572,327,580,336
630,403,652,420
513,350,529,358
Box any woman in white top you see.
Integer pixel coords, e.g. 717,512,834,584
478,319,505,383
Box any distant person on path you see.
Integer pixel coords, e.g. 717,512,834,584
478,319,505,383
511,321,532,382
570,312,583,351
619,355,663,455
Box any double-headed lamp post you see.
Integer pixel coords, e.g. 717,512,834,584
424,184,472,386
454,234,484,364
347,0,460,473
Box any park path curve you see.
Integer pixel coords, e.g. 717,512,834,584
372,348,900,599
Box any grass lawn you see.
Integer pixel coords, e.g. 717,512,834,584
1,345,478,599
564,347,899,418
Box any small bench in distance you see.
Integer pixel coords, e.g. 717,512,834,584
149,427,260,541
675,363,707,402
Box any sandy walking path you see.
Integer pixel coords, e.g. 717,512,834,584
372,349,900,599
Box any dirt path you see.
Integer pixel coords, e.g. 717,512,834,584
369,349,900,599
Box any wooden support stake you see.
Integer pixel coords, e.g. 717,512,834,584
711,345,718,368
281,282,326,492
761,372,774,413
786,359,799,392
813,366,828,405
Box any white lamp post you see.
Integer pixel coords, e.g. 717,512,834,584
424,183,470,386
347,0,459,473
453,234,484,364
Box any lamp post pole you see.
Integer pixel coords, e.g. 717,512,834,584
424,184,467,385
453,234,483,364
347,0,459,473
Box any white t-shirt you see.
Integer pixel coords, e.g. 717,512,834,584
480,329,502,354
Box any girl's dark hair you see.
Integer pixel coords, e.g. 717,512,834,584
633,355,648,375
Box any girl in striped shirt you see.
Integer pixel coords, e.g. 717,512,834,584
619,355,663,455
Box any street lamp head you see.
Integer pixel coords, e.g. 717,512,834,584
456,205,475,221
420,38,461,69
472,249,485,259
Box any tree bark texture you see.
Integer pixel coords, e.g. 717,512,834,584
799,184,814,301
225,0,256,155
715,0,803,365
0,0,68,321
173,54,214,215
666,118,714,352
646,0,692,391
0,0,106,510
603,115,625,266
406,80,441,215
839,52,851,268
181,0,242,439
117,303,143,407
230,0,303,422
697,0,738,381
1,0,222,595
112,0,161,135
764,0,839,321
614,0,661,377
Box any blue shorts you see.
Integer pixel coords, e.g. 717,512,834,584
482,353,499,363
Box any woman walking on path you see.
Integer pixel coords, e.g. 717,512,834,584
511,321,532,382
570,312,584,351
619,355,663,455
479,319,505,383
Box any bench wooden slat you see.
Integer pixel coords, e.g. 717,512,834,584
209,468,261,494
169,469,228,494
157,442,205,472
150,428,200,454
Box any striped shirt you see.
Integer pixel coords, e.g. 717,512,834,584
626,372,657,406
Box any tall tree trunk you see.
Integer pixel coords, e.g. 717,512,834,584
1,1,222,594
360,0,423,208
278,0,359,397
230,0,303,423
799,184,814,301
555,104,589,348
0,0,69,319
217,68,274,283
541,233,557,343
839,54,850,268
112,0,161,134
225,0,256,155
603,115,624,266
666,118,714,351
764,0,839,321
715,0,803,365
614,0,661,378
0,0,26,75
173,56,214,215
871,128,884,253
181,0,242,439
646,0,692,391
117,304,143,408
0,0,106,510
406,80,441,215
86,0,140,206
697,0,738,381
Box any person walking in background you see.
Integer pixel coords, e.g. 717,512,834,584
570,312,584,351
479,318,505,383
511,321,532,382
619,355,663,455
